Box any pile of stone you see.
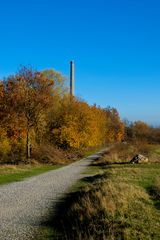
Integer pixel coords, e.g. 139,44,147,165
130,154,149,164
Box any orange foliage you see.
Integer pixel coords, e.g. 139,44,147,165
48,97,124,150
0,66,125,162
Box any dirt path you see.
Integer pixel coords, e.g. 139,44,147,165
0,150,106,240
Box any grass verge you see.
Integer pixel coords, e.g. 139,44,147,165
92,142,160,165
0,146,105,186
0,165,62,185
48,152,160,239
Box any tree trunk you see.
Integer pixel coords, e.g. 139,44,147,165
26,127,31,160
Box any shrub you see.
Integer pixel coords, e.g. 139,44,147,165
0,138,11,163
0,136,27,164
31,144,67,164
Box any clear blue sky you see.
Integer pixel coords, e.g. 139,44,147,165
0,0,160,125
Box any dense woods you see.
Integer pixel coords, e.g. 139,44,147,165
0,67,125,164
1,67,160,164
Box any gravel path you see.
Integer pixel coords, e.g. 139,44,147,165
0,150,106,240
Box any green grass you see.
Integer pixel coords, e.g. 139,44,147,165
0,147,105,186
0,165,62,185
34,226,58,240
36,144,160,239
103,163,160,189
51,162,160,240
150,145,160,154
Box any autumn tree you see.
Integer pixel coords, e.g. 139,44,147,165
5,67,55,159
0,66,125,163
42,69,67,96
131,121,150,140
47,96,101,149
104,107,125,143
47,97,124,150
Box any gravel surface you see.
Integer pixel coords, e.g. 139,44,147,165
0,151,106,240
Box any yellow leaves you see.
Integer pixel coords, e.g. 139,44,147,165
106,130,115,143
116,122,125,142
52,125,80,149
50,97,125,150
0,132,11,155
104,108,125,143
0,139,11,155
0,66,125,161
132,121,150,136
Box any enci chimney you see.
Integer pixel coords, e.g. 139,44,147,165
70,60,74,96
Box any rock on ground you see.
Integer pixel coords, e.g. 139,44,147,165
130,154,149,164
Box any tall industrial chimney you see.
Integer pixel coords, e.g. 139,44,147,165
70,60,74,96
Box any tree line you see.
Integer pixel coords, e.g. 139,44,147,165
0,67,124,164
124,120,160,143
